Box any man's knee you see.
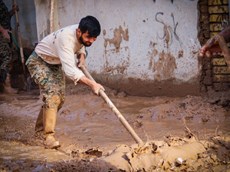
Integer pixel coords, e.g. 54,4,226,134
44,95,64,109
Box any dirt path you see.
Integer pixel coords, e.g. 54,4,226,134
0,86,229,171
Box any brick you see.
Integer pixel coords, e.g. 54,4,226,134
213,75,230,82
208,0,228,5
209,14,229,22
201,15,209,21
212,58,228,65
208,6,228,13
210,32,220,37
210,23,223,32
213,66,230,74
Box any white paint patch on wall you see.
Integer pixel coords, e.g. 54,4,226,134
34,0,201,83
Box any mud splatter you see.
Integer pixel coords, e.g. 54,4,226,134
148,41,158,71
178,50,184,58
154,51,177,81
104,25,129,52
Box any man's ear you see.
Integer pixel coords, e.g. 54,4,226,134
76,28,82,37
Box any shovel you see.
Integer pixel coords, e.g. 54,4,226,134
80,66,144,145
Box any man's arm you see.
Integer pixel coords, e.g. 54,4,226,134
199,26,230,57
199,26,230,67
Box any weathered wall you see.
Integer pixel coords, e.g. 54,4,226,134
34,0,201,96
4,0,37,47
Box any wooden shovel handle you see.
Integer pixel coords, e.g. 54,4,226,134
80,65,144,145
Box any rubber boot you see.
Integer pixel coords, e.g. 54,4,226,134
43,107,60,149
35,107,44,133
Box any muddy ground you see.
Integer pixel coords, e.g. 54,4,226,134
0,84,229,172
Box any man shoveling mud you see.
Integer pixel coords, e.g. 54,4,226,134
26,16,104,149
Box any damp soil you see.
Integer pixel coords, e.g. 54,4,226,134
0,84,229,172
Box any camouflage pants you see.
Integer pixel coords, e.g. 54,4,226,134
0,34,12,83
26,51,65,109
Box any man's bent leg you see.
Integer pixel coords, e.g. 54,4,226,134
26,52,65,149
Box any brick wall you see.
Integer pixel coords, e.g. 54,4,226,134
198,0,230,92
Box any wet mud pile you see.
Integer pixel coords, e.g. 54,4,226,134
0,86,229,171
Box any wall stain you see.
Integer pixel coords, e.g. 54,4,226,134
148,41,158,71
104,61,129,74
103,25,130,75
154,51,177,81
178,50,183,58
102,46,130,75
104,25,129,52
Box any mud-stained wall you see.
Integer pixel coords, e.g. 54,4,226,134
34,0,201,96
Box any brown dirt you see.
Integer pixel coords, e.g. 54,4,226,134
0,84,229,171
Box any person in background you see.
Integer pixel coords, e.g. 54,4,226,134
0,0,19,93
199,25,230,68
26,16,105,149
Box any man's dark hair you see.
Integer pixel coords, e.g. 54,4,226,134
79,16,101,37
